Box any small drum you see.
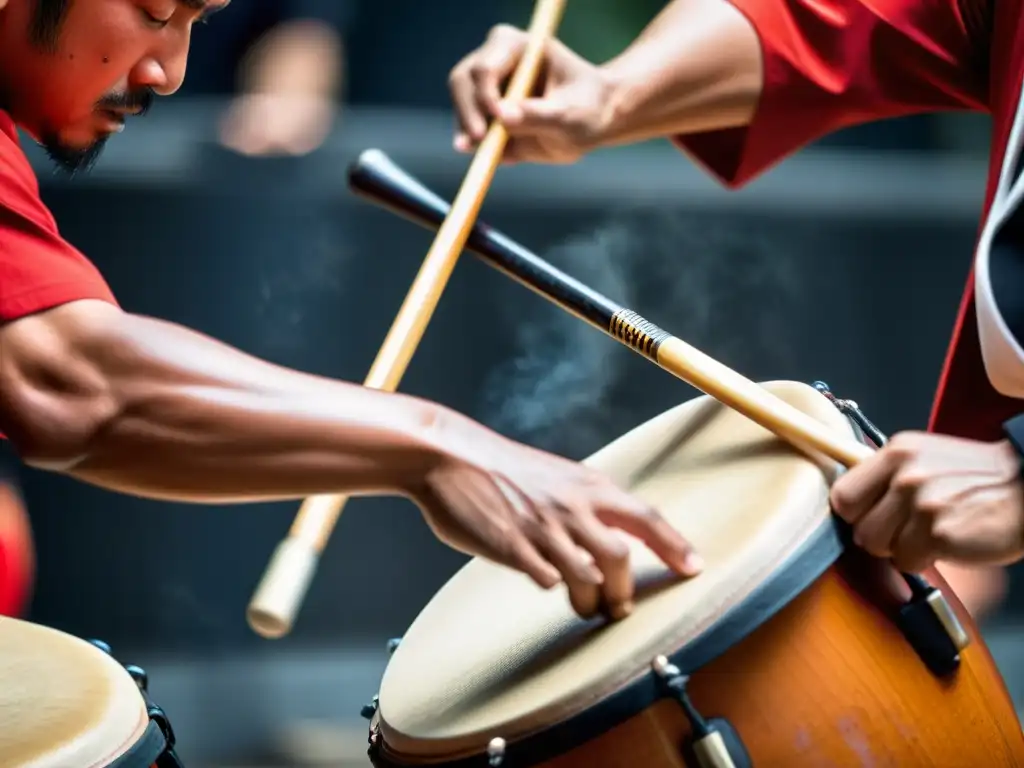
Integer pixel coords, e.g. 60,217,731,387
0,616,181,767
364,381,1024,767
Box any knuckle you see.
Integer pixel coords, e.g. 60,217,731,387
469,59,489,79
488,23,521,41
887,431,922,458
518,510,547,540
829,484,854,514
892,466,924,492
929,522,955,551
448,63,474,93
600,536,631,565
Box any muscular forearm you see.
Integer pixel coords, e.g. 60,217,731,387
596,0,764,146
0,302,445,503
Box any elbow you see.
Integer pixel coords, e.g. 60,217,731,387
5,389,118,472
0,307,122,470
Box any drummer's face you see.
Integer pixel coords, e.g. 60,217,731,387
0,0,229,172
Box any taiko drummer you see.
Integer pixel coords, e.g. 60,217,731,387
0,0,701,625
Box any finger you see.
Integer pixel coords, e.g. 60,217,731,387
473,33,529,119
530,516,604,618
454,132,473,153
850,485,914,558
448,60,489,143
596,495,703,577
487,476,563,589
830,449,902,524
561,503,641,619
892,513,938,573
505,531,562,590
496,96,568,136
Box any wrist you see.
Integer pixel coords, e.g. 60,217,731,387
593,60,642,148
378,397,453,497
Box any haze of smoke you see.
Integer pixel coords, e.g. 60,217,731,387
481,208,803,457
483,225,637,456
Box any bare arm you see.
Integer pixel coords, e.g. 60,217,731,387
0,301,444,503
597,0,764,146
0,300,704,615
449,0,763,162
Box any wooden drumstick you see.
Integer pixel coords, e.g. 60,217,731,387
347,150,877,469
246,0,569,640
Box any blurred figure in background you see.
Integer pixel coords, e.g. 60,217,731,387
180,0,355,156
0,444,33,619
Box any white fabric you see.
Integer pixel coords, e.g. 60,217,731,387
974,81,1024,398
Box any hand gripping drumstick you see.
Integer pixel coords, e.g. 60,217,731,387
347,150,875,469
246,0,569,640
349,153,975,664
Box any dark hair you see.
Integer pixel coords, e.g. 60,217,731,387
29,0,72,52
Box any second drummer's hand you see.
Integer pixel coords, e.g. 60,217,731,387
831,432,1024,572
448,0,763,164
412,421,703,620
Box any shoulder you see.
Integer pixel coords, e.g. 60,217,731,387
0,111,59,235
0,110,118,321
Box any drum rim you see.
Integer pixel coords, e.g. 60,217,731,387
370,515,846,768
105,719,168,768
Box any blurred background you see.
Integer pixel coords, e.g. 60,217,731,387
2,0,1014,765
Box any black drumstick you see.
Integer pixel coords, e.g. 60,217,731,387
348,150,627,344
346,149,874,469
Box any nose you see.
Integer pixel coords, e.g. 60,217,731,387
130,45,187,97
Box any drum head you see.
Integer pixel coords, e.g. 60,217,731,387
0,616,150,768
377,381,856,761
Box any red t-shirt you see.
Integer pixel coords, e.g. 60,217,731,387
0,111,117,318
675,0,1024,441
0,109,117,616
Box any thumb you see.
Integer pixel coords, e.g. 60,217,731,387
497,97,569,136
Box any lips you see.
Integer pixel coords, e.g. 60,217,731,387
97,109,126,133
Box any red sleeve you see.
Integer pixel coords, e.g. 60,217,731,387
676,0,989,187
0,119,117,322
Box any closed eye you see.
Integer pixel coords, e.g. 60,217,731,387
142,8,172,28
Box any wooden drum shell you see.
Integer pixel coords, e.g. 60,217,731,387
534,558,1024,768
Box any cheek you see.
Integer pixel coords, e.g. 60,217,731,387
53,9,146,101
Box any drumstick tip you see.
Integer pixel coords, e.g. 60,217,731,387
246,537,320,639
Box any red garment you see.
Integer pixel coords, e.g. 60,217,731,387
676,0,1019,440
0,110,117,614
0,110,117,321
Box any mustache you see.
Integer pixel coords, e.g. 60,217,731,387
95,87,154,116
